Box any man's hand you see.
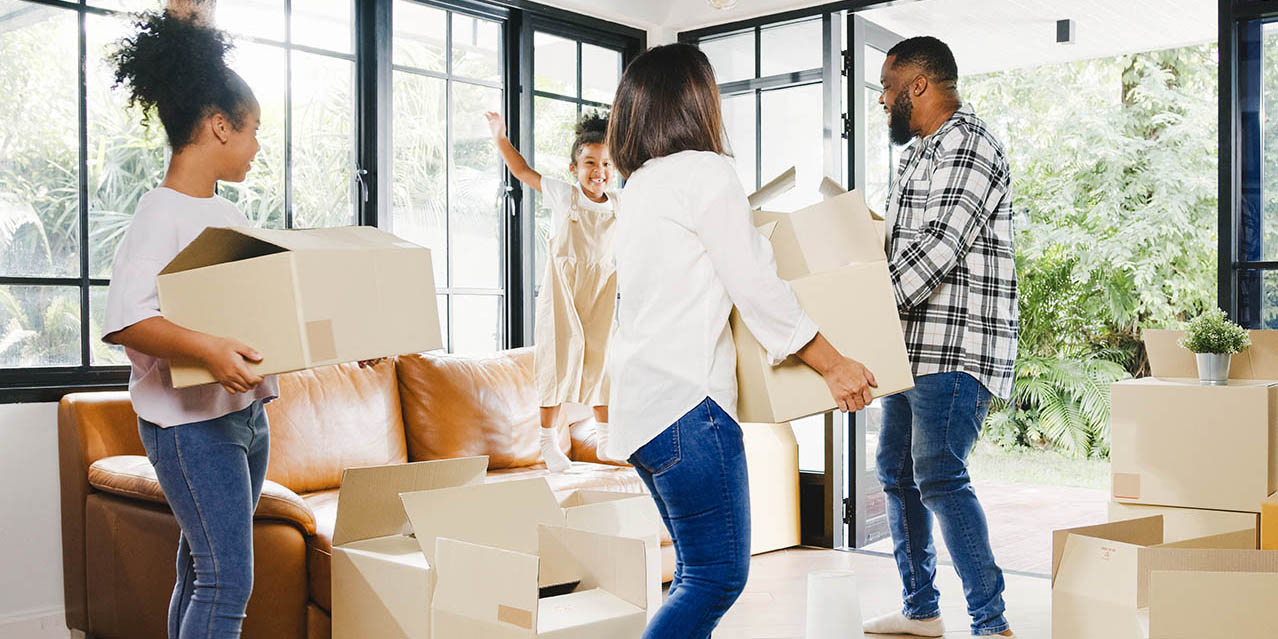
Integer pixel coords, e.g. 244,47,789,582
198,335,264,394
483,112,507,140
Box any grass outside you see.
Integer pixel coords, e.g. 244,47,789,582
967,441,1109,490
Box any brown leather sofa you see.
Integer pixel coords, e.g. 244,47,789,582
59,347,800,639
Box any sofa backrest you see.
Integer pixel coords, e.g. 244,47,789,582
264,359,408,494
396,347,561,470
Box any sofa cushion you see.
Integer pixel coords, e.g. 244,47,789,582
396,348,566,469
88,455,317,536
265,360,408,494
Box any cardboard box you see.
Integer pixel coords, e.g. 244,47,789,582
1052,516,1278,639
158,225,441,388
732,186,914,424
1108,501,1260,545
1147,570,1278,638
1109,330,1278,513
742,422,801,554
399,479,658,638
1263,492,1278,550
331,457,489,639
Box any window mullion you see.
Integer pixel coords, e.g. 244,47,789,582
77,7,91,368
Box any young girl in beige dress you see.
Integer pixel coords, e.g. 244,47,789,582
485,111,617,471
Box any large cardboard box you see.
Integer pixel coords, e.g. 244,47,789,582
1052,516,1278,639
331,457,489,639
732,186,913,424
400,479,658,638
158,225,441,388
1107,501,1260,545
742,422,801,554
1108,329,1278,513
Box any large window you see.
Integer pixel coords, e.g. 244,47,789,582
0,0,642,400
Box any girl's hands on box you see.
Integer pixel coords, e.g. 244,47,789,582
200,336,265,394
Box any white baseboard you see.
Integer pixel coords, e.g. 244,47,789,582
0,607,70,639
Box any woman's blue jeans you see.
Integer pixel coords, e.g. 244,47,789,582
877,371,1009,636
138,400,270,639
629,398,750,639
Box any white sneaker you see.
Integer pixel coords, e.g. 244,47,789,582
863,611,945,637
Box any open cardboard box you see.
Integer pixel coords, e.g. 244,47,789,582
1107,501,1260,545
1052,515,1278,639
1109,330,1278,512
732,170,913,424
331,456,489,639
158,225,441,388
400,479,658,638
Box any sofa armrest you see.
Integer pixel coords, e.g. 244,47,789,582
569,418,631,467
89,455,318,536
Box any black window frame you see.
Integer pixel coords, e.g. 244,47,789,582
0,0,642,403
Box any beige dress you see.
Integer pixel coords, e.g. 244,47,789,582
535,186,617,408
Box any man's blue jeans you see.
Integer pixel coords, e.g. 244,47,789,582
138,400,270,639
629,398,750,639
877,372,1009,636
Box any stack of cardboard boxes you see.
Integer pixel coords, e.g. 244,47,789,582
1052,329,1278,638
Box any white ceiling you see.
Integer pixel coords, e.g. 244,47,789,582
538,0,1217,72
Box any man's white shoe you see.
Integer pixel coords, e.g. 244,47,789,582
862,611,945,637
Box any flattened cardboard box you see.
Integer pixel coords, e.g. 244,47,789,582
1109,329,1278,513
1107,501,1259,546
400,479,657,638
158,225,441,388
733,183,913,424
331,456,488,639
1051,515,1278,639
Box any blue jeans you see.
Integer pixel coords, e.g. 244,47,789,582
138,401,270,639
628,398,750,639
877,372,1008,636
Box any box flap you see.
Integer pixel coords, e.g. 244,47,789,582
1054,533,1142,607
538,526,650,612
235,225,424,251
560,491,666,541
1052,516,1164,583
753,189,885,281
748,166,796,210
1144,329,1278,379
432,537,539,637
333,456,488,546
1136,534,1278,608
1153,528,1258,550
818,176,846,200
536,588,646,636
1148,571,1278,638
160,227,288,275
401,478,567,566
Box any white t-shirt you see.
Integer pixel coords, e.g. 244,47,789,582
607,151,819,460
541,176,615,234
103,187,279,427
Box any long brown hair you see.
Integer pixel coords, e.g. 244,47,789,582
606,43,727,178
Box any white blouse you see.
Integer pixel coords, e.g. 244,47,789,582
607,150,819,460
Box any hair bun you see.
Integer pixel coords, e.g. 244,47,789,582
575,111,609,137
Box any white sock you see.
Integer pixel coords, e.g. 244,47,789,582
594,421,613,461
863,611,945,637
540,426,572,472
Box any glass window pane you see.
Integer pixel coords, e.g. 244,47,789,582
451,13,500,83
760,19,822,77
721,92,757,192
392,72,448,289
792,415,824,472
450,294,501,354
864,46,888,88
291,52,355,229
222,41,287,229
86,0,161,11
1259,23,1278,262
393,0,447,72
581,43,621,104
0,5,78,279
90,286,128,366
760,83,824,211
1239,270,1278,328
0,285,80,367
291,0,352,55
532,97,577,293
450,83,504,289
864,88,893,213
217,0,286,43
701,31,754,84
88,14,167,279
437,294,449,351
534,31,577,97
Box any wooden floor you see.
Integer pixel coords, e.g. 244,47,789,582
712,547,1050,639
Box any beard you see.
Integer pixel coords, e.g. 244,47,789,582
888,89,915,146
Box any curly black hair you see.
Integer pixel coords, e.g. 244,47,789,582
109,10,257,152
570,111,609,164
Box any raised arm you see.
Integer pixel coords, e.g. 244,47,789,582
484,112,543,193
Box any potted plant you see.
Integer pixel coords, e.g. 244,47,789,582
1179,309,1251,385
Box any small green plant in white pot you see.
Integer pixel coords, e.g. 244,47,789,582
1179,309,1251,385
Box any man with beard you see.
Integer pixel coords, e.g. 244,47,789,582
862,36,1018,639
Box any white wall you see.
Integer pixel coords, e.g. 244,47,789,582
0,402,69,638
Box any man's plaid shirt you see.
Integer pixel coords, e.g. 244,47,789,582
884,104,1018,400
